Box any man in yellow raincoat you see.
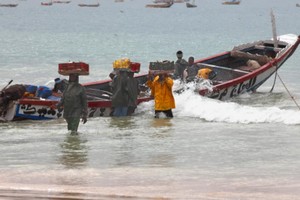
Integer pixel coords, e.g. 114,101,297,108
147,73,175,118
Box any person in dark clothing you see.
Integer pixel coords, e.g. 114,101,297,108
174,50,188,81
57,74,88,135
0,84,26,117
127,71,140,116
111,70,129,117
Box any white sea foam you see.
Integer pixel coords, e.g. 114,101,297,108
137,80,300,125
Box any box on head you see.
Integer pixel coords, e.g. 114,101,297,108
149,60,175,75
58,62,89,76
112,58,141,73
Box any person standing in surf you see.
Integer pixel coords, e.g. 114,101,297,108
147,72,175,118
57,74,88,135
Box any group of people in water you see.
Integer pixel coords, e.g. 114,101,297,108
0,50,217,134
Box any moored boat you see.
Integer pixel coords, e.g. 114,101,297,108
0,3,18,7
53,0,71,3
186,0,196,8
41,1,53,6
78,2,99,7
146,2,173,8
222,0,240,5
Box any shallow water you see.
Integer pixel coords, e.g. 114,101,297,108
1,0,300,199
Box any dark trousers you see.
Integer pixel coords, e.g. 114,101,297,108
65,117,80,133
155,109,173,118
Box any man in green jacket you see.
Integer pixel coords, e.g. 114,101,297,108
57,74,88,134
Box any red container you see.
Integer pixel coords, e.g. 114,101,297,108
58,62,89,76
130,62,141,73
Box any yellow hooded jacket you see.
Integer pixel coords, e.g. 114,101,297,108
197,68,212,79
147,76,175,111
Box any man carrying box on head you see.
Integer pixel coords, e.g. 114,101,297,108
147,71,175,118
57,62,89,134
57,73,88,135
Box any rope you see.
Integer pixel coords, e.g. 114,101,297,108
269,63,278,93
277,74,300,110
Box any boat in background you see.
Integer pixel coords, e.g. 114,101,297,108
173,0,184,3
41,1,53,6
53,0,71,3
0,3,18,7
222,0,240,5
78,2,99,7
296,3,300,7
146,2,173,8
186,0,196,8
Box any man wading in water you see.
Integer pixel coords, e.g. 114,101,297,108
57,74,88,135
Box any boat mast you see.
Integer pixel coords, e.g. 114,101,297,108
270,9,278,48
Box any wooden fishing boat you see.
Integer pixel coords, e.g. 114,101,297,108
0,3,18,7
186,0,196,8
174,0,184,3
1,34,299,121
193,34,300,100
78,2,99,7
41,1,53,6
222,0,240,5
53,0,71,3
153,0,172,3
146,2,173,8
0,74,151,121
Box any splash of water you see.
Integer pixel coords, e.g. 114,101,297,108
137,80,300,125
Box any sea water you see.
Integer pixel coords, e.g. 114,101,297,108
1,0,300,199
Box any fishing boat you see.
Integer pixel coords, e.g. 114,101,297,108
1,34,299,121
146,2,173,8
193,34,300,100
0,60,151,122
41,1,53,6
0,3,18,7
53,0,71,3
186,0,196,8
153,0,173,3
296,3,300,7
222,0,240,5
78,2,99,7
